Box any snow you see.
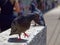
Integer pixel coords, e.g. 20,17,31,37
0,25,46,45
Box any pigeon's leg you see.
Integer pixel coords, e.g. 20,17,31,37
24,32,29,37
18,34,21,40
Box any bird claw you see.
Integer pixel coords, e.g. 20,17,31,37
18,38,21,40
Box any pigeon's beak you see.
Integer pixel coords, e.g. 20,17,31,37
9,33,12,36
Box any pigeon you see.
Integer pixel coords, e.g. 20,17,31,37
9,13,41,39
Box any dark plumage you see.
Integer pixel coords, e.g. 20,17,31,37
10,13,41,39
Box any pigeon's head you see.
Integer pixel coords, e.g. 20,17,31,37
9,21,17,36
9,27,17,36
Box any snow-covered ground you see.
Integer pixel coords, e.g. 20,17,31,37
0,25,46,45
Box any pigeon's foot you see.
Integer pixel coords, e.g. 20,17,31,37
18,37,22,40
